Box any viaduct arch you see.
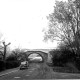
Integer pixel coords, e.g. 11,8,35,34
26,51,48,63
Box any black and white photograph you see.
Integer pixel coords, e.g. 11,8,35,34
0,0,80,79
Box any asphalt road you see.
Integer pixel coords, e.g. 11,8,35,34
0,63,41,80
0,63,80,79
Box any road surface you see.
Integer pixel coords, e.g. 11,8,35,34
0,63,80,79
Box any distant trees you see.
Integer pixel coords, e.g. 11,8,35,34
5,48,28,69
11,48,28,61
44,0,80,55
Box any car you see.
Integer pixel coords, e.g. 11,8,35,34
19,61,29,70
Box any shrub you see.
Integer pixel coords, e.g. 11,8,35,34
6,61,20,69
50,50,63,66
6,55,17,61
75,57,80,70
50,49,76,67
6,55,20,69
0,61,5,71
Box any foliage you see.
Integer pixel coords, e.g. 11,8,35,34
12,48,28,61
44,0,80,55
6,55,17,61
0,61,5,71
5,51,20,69
4,48,29,70
75,57,80,70
0,60,20,71
50,49,76,67
6,61,20,69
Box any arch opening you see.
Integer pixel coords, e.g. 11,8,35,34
28,53,44,63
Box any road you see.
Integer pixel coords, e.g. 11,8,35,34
0,63,80,79
0,63,41,80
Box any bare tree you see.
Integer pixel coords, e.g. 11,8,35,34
12,48,28,61
2,42,11,61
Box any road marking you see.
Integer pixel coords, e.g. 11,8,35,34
14,77,21,78
0,70,18,77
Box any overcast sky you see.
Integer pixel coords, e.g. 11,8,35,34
0,0,59,50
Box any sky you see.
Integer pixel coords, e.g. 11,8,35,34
0,0,59,50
